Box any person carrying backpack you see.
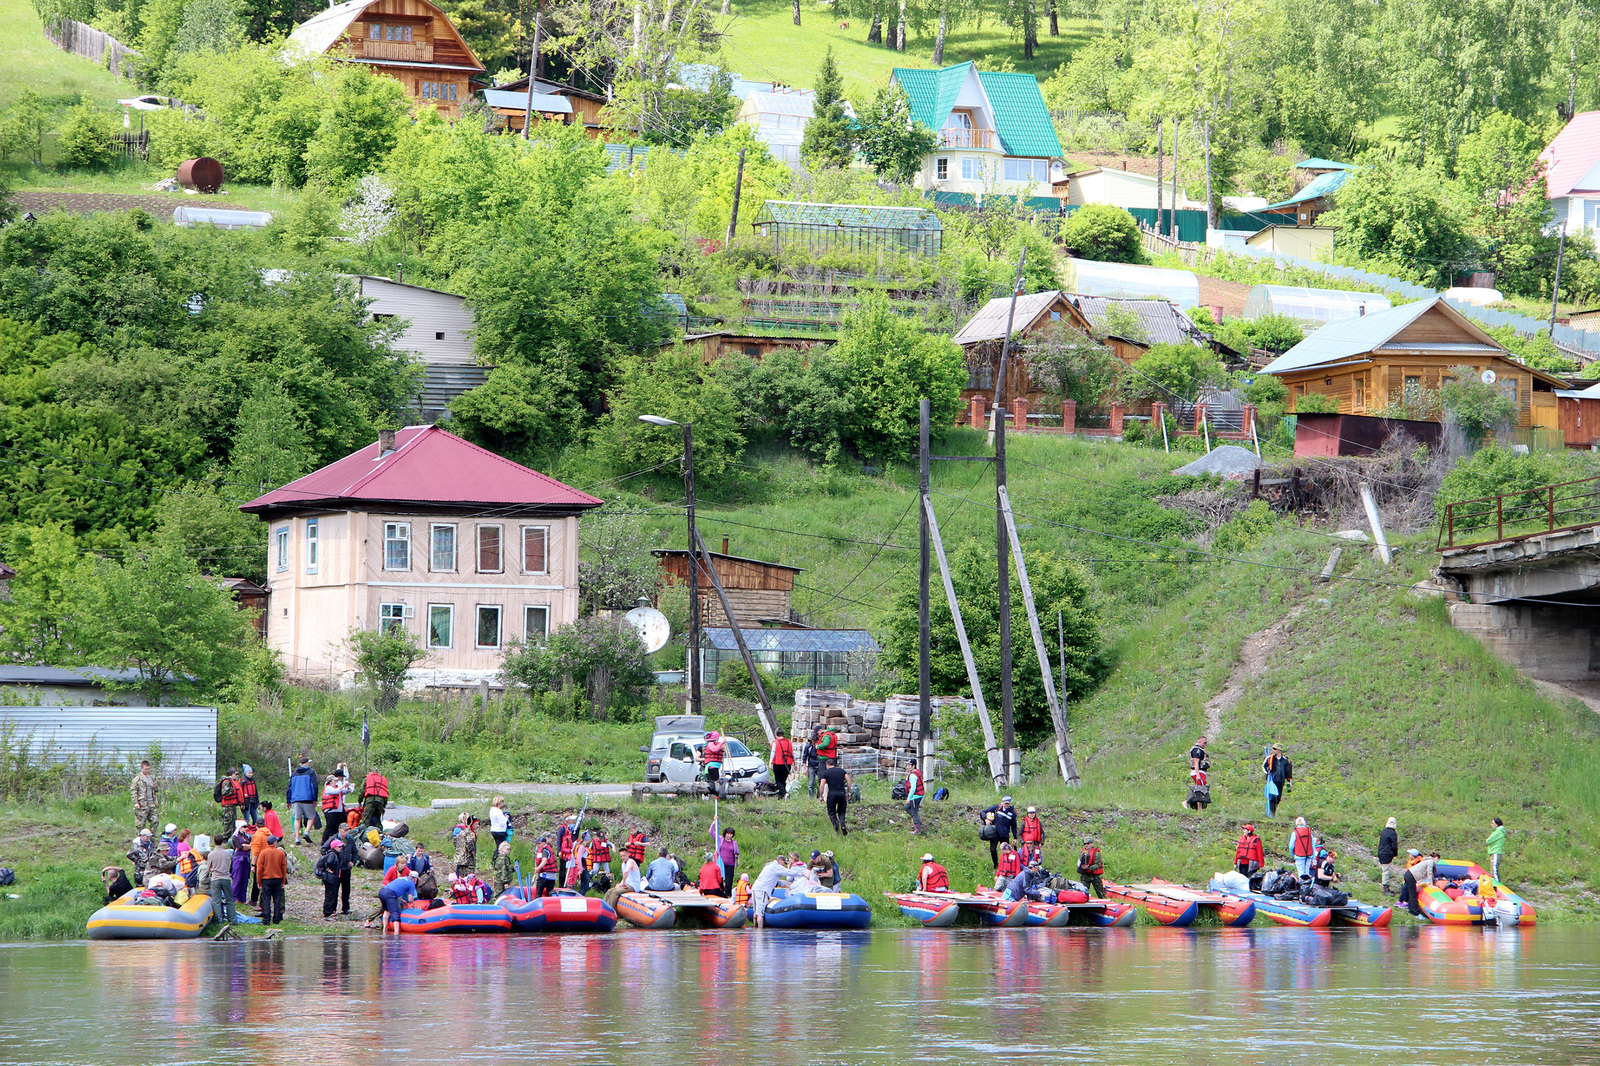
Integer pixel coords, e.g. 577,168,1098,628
237,765,259,826
803,737,821,798
814,725,840,768
770,729,795,799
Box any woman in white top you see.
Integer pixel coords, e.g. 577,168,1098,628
488,796,509,848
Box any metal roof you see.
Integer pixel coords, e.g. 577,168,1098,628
482,89,573,114
0,665,150,686
977,71,1063,158
653,548,804,573
756,200,942,231
701,628,878,653
1072,295,1204,347
286,0,484,71
241,425,602,518
0,704,216,779
1266,168,1352,210
743,91,817,117
1540,112,1600,197
1296,158,1356,171
953,290,1071,345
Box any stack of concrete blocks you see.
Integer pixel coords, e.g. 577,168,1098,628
792,689,975,775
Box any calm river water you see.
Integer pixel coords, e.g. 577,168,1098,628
3,927,1598,1065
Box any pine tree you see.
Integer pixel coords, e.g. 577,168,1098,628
800,48,856,170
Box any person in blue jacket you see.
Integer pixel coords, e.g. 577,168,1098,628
286,758,319,846
979,796,1019,869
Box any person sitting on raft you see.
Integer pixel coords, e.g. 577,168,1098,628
450,871,491,904
917,852,951,892
697,852,726,897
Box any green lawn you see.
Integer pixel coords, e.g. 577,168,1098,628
0,0,133,114
719,0,1099,98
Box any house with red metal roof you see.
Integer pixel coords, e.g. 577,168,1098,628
240,425,602,685
1540,111,1600,237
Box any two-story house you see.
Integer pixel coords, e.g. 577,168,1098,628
348,274,485,421
287,0,485,119
890,62,1064,198
240,425,601,686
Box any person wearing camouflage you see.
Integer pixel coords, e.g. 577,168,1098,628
131,760,160,833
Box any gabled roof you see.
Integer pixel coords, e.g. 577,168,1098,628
493,75,607,104
1262,297,1564,384
287,0,485,72
240,425,601,519
1266,168,1353,210
1071,296,1205,348
953,290,1078,345
891,63,1062,159
654,549,804,573
1540,111,1600,198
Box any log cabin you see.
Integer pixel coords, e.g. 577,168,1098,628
1261,297,1564,430
288,0,484,119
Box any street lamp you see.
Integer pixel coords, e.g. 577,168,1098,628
639,415,700,717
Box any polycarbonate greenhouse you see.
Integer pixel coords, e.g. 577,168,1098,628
1243,285,1390,325
701,627,879,690
1059,259,1200,308
751,201,943,258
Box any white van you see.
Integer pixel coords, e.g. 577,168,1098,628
644,715,771,786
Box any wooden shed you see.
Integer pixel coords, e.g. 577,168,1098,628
1556,387,1600,448
654,546,802,627
683,331,830,365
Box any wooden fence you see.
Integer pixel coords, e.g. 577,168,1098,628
112,129,149,159
43,19,139,79
1138,222,1201,263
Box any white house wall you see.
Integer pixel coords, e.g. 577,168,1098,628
357,277,476,365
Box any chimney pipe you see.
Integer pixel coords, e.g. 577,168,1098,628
378,429,396,456
1359,305,1366,317
721,536,729,555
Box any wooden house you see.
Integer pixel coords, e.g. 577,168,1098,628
654,545,801,628
683,331,830,365
1262,297,1564,429
287,0,484,118
487,76,611,138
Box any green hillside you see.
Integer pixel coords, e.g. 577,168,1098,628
0,0,132,112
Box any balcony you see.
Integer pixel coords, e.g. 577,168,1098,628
357,39,433,63
938,127,996,149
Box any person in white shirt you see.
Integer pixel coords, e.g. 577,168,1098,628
488,796,510,849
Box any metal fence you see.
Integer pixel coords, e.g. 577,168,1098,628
1438,472,1600,549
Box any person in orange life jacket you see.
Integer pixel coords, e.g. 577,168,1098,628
905,762,926,834
320,766,352,846
534,833,558,897
770,729,795,798
1289,817,1316,879
361,768,389,829
1235,824,1265,877
1020,806,1044,848
698,851,726,896
994,842,1022,888
568,832,592,892
623,830,647,866
701,731,727,796
216,769,240,838
237,765,259,826
734,873,751,907
1077,836,1105,899
918,853,951,892
589,828,613,882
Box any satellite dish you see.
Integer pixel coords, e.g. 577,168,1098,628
624,604,672,654
1480,369,1497,385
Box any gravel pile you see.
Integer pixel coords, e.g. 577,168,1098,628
1174,445,1263,479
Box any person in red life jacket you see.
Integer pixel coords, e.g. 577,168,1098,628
361,768,389,829
623,830,648,866
917,853,951,892
1235,823,1265,877
994,842,1022,888
555,816,577,888
534,833,558,897
1289,817,1316,879
320,766,352,846
701,731,727,797
905,762,925,834
697,851,726,896
1017,840,1042,868
1077,836,1105,899
770,729,795,799
814,725,840,768
589,828,614,886
237,765,260,826
1020,806,1045,850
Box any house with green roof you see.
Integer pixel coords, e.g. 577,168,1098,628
889,62,1064,197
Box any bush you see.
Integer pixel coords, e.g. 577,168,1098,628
348,626,427,711
501,615,653,721
1060,204,1143,264
55,100,119,170
1437,447,1595,509
1212,499,1280,554
1292,392,1340,414
715,660,803,706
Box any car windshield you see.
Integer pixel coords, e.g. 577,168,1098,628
726,739,752,758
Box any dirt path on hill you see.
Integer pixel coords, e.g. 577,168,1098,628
1202,605,1306,741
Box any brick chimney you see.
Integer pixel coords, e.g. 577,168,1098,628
378,429,396,456
721,536,730,554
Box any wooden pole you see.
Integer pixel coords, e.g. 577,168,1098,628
998,485,1080,786
1550,226,1568,332
725,148,746,247
520,2,543,140
692,529,777,743
918,398,934,780
993,248,1027,786
922,493,1004,787
685,423,700,717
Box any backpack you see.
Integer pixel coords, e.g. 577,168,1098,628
932,787,949,801
416,869,438,899
314,853,338,886
213,779,229,803
891,782,908,801
0,868,14,886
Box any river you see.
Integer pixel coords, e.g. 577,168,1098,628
3,927,1598,1065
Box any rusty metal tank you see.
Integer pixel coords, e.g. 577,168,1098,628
176,157,224,193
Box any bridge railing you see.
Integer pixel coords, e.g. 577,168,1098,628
1439,475,1600,550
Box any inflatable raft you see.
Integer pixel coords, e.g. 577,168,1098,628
1417,860,1535,927
396,900,514,934
500,888,617,933
1102,881,1199,926
1206,881,1332,928
615,890,746,929
1331,899,1393,928
761,888,873,930
1146,878,1256,926
883,891,1025,927
616,892,677,929
1072,900,1138,927
87,890,213,940
974,886,1071,927
888,892,960,927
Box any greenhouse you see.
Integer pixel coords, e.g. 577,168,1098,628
1243,285,1390,325
751,201,943,259
1060,259,1200,308
701,627,879,691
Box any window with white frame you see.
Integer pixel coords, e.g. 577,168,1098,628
384,522,411,570
430,523,456,572
525,605,550,642
521,526,549,574
275,527,289,572
379,603,407,635
961,157,981,181
1002,158,1048,183
305,518,319,573
477,524,503,573
427,605,453,649
476,605,502,648
936,158,948,180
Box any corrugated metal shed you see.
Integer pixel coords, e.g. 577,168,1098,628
1072,295,1205,346
0,705,217,779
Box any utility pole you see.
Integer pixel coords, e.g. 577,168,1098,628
639,415,699,716
918,398,933,781
992,247,1027,786
726,148,746,247
1551,226,1568,332
520,0,543,140
1155,121,1164,237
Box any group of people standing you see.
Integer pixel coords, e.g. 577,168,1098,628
1182,737,1294,815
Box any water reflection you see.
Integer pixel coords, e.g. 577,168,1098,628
5,927,1596,1065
